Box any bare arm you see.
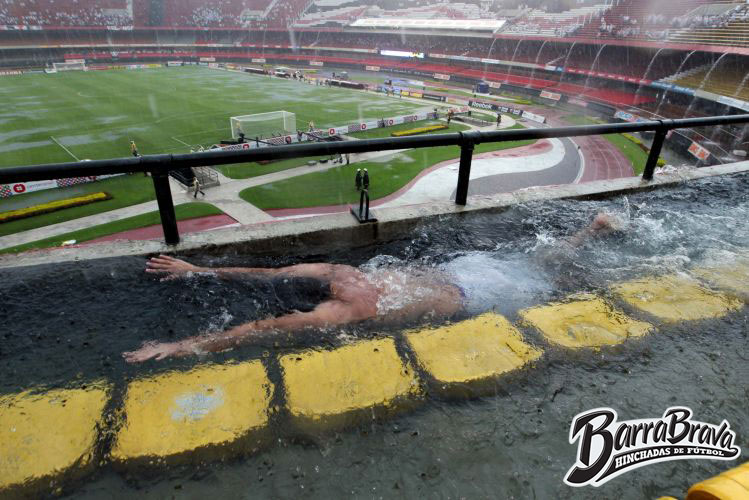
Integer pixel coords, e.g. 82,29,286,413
146,255,350,280
123,299,367,363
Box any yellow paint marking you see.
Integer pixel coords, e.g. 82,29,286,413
691,255,749,302
612,275,742,322
405,313,542,384
0,384,109,493
687,461,749,500
111,361,272,461
520,295,653,348
280,338,419,422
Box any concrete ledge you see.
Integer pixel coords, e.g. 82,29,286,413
0,384,110,497
2,163,748,270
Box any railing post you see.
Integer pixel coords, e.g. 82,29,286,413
455,131,479,206
643,125,668,181
151,172,180,245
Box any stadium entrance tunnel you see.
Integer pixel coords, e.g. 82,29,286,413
0,163,747,498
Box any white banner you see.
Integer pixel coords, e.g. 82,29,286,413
568,98,588,108
310,61,324,66
488,81,501,89
365,65,380,71
433,73,451,81
446,96,468,105
167,61,183,67
540,90,562,101
200,57,216,62
522,111,546,124
688,142,711,161
251,58,266,63
0,175,125,198
326,112,432,137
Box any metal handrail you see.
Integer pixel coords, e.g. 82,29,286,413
2,114,749,245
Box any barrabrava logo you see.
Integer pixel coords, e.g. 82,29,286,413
564,407,741,487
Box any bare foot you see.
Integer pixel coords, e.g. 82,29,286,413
145,255,203,280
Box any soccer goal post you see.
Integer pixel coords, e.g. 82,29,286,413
230,111,296,140
53,60,87,72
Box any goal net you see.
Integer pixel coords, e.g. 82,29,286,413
230,111,296,140
53,61,87,72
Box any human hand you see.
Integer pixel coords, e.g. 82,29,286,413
145,254,202,280
123,340,190,363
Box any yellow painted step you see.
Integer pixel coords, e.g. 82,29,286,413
687,461,749,500
280,338,420,428
0,384,110,495
405,313,542,393
519,295,653,348
691,255,749,302
611,275,742,322
111,361,273,463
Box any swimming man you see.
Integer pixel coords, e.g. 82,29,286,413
123,213,619,363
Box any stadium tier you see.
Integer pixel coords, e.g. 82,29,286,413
1,0,748,131
670,55,749,101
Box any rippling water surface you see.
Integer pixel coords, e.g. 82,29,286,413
1,172,747,499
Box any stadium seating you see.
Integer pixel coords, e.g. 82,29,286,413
502,4,610,37
161,0,274,27
573,0,712,40
0,0,133,26
667,4,749,48
670,56,749,101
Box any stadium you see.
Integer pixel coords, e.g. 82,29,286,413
0,1,748,498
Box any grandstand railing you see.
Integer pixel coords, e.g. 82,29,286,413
2,114,749,246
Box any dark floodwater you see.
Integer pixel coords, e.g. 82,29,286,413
1,172,747,499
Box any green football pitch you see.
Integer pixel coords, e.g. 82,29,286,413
0,65,429,168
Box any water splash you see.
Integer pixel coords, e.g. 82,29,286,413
581,44,608,95
654,50,696,115
557,41,578,86
504,39,524,84
633,47,664,106
683,52,729,119
527,40,549,89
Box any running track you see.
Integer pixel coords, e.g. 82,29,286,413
529,106,633,181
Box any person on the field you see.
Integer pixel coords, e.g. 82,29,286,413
362,168,370,190
496,114,502,128
192,177,204,198
122,213,622,363
355,168,362,190
130,141,139,157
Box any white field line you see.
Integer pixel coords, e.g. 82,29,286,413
171,136,192,147
573,139,586,184
50,136,80,161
